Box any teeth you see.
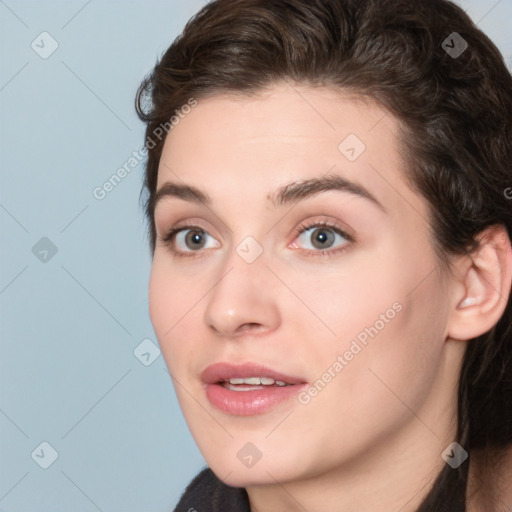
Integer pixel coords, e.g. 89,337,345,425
226,384,264,391
226,377,290,386
228,378,245,385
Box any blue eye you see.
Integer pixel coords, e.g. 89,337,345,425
161,226,220,257
291,222,352,256
160,221,353,259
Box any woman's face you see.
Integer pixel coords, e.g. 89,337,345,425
149,84,463,488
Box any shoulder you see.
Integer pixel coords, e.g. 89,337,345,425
173,467,251,512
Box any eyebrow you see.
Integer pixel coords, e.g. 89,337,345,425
151,174,385,213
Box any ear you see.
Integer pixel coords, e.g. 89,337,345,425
447,224,512,342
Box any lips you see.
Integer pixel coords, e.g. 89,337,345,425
201,362,308,415
201,361,306,386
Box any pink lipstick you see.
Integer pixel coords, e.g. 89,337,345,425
201,362,308,416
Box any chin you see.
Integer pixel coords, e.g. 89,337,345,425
205,449,305,488
212,464,284,487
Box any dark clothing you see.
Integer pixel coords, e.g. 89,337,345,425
173,467,251,512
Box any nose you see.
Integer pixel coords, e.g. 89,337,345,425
203,249,281,338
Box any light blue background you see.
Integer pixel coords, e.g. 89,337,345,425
1,1,511,511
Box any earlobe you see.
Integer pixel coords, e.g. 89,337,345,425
448,225,512,342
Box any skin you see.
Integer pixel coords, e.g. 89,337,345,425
148,83,512,511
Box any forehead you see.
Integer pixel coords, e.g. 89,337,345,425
160,84,392,163
156,83,426,220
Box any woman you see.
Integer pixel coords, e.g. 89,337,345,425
136,0,512,510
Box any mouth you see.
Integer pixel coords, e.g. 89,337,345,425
218,376,293,391
201,362,308,416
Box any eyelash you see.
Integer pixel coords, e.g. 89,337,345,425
291,221,354,257
159,220,354,259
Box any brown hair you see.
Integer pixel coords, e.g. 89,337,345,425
135,0,512,509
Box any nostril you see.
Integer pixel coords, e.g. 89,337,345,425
239,323,262,333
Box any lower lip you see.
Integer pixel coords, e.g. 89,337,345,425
205,382,307,416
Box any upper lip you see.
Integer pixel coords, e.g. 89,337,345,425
201,362,307,385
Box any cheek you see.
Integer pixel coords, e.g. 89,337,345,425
148,256,223,386
148,259,170,338
291,241,449,409
148,255,203,332
278,273,449,475
286,249,402,346
148,258,193,372
337,272,447,416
